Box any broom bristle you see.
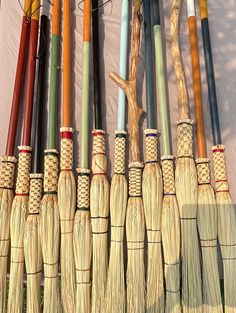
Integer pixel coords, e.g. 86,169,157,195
106,131,128,313
126,162,145,313
196,159,223,313
40,150,61,313
212,145,236,313
58,128,76,313
142,130,164,313
24,174,43,313
0,156,16,313
161,156,181,313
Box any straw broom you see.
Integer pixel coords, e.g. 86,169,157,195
90,1,110,312
7,2,40,311
151,1,181,313
142,1,164,312
186,2,222,313
58,1,76,312
170,1,202,313
73,0,92,312
110,1,145,312
199,2,236,312
0,1,31,312
105,1,129,312
40,1,61,312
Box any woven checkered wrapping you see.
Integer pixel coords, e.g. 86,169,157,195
43,150,58,193
128,162,144,197
212,145,229,192
28,174,43,213
196,158,211,185
15,146,32,194
177,119,193,157
0,156,17,189
91,129,107,174
60,127,73,171
114,130,126,174
161,156,175,194
144,129,158,162
77,168,90,210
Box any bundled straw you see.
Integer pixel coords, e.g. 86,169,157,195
170,1,202,313
110,1,145,312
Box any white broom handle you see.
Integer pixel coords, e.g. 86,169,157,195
187,0,195,17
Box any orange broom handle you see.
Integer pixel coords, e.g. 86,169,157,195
52,0,60,35
63,0,71,127
83,0,91,42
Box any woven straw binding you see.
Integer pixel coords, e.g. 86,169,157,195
92,129,107,174
28,174,43,214
212,145,229,192
43,149,58,193
77,168,90,210
161,155,176,195
128,162,144,197
60,127,73,170
16,146,32,194
177,119,193,157
144,129,158,162
114,130,126,174
196,158,211,185
0,156,17,189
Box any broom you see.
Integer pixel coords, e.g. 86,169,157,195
0,1,31,312
105,0,129,312
7,1,40,311
90,1,110,312
58,1,76,311
186,2,223,313
40,1,61,311
73,0,92,312
199,2,236,312
110,1,145,312
170,1,202,313
142,1,164,312
152,1,181,313
24,14,48,313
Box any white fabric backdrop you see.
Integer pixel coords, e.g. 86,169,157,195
0,0,236,203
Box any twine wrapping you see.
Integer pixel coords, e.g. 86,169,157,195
92,129,107,175
77,168,90,211
16,146,32,195
129,162,143,197
212,145,229,193
162,155,176,195
144,129,158,162
196,158,211,185
60,127,73,171
0,156,17,189
28,173,43,214
44,149,58,193
114,130,126,174
177,119,193,158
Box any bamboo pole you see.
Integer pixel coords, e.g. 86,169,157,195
105,1,129,312
58,1,76,311
199,2,236,313
73,0,92,312
40,1,61,312
0,1,31,312
170,1,202,313
110,1,145,312
186,2,223,313
7,1,40,312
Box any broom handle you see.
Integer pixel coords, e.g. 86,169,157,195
143,0,155,129
170,0,189,120
22,0,40,146
117,0,129,131
5,0,32,156
48,0,60,149
187,0,206,158
152,0,171,155
62,0,71,128
199,0,221,145
80,0,91,169
32,15,48,173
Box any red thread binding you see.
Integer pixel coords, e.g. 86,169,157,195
61,131,73,139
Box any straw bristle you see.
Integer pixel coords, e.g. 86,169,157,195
175,121,202,313
142,130,164,313
40,150,61,313
73,168,92,313
0,156,16,313
212,145,236,313
106,131,127,313
161,156,181,313
196,159,222,313
58,129,76,313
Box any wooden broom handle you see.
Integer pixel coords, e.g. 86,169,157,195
110,0,142,162
170,0,189,120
